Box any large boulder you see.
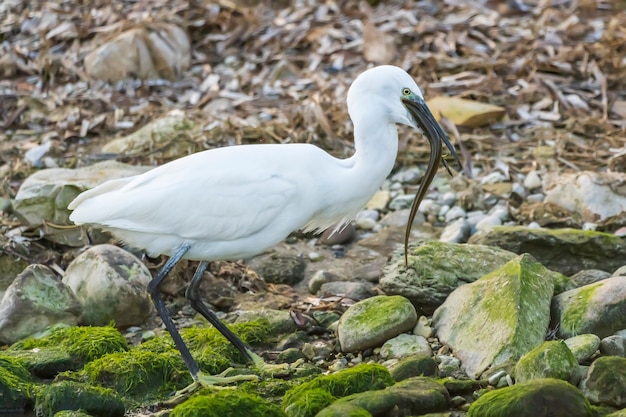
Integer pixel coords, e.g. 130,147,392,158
433,254,554,379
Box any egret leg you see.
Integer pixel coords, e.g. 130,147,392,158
147,244,256,396
187,261,303,378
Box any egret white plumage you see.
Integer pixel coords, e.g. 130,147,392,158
68,65,462,391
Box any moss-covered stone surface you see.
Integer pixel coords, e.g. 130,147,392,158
0,356,33,412
514,341,579,383
433,254,555,378
467,378,593,417
35,381,124,417
468,226,626,276
282,363,394,417
381,241,518,312
581,356,626,408
171,390,285,417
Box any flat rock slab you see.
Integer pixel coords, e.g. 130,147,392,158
552,275,626,339
469,226,626,276
433,254,554,379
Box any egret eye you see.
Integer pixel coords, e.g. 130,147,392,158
402,88,412,96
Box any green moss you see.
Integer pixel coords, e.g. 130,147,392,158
467,378,592,417
390,355,438,381
0,356,33,410
438,378,487,395
0,348,81,378
316,403,372,417
282,364,394,417
514,341,578,383
10,325,128,364
53,411,94,417
35,381,124,417
560,284,601,336
170,390,285,417
80,349,189,400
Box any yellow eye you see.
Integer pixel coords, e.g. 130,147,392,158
402,88,412,96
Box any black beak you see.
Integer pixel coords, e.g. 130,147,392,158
401,97,463,265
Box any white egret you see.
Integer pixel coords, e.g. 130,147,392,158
68,65,462,391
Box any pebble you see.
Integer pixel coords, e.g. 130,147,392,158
511,182,526,196
389,194,416,211
488,370,506,386
318,281,374,300
418,199,441,216
444,206,466,223
391,167,421,183
308,270,343,294
355,217,377,230
582,222,598,231
440,191,457,206
439,218,471,243
475,214,502,232
308,252,323,262
438,355,461,377
414,316,432,338
356,209,380,222
527,193,545,203
366,190,391,211
524,170,542,190
600,335,625,357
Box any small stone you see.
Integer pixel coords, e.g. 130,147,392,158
308,270,343,294
260,254,306,285
391,167,421,183
438,355,461,377
355,217,377,230
564,334,601,363
318,281,374,301
389,194,416,211
413,316,432,338
419,199,441,216
600,335,625,357
319,224,356,245
380,334,431,359
569,269,610,287
582,222,597,231
612,265,626,277
524,170,542,190
366,190,391,211
389,355,438,381
526,193,545,203
439,218,471,243
488,370,506,386
301,340,333,361
444,206,466,223
308,252,323,262
440,191,457,206
277,347,304,364
475,214,502,232
356,210,380,222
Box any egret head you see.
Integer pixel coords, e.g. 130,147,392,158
348,65,464,265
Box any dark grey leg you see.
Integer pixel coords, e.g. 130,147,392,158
186,261,253,361
147,243,200,379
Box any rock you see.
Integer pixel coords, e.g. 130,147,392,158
580,356,626,407
439,218,471,243
35,381,125,417
524,170,543,190
85,23,190,82
389,194,417,211
318,281,374,300
0,357,33,412
315,376,450,417
433,254,554,379
467,378,592,417
551,275,626,339
469,226,626,275
259,254,306,285
301,340,334,361
426,95,506,127
381,241,518,313
570,269,611,287
380,334,432,359
0,265,81,344
319,224,356,245
13,161,148,246
390,355,438,381
366,190,391,211
414,315,432,338
599,335,625,357
282,363,394,417
543,171,626,228
171,390,283,417
380,209,413,228
444,206,466,222
514,341,579,384
62,245,152,327
612,265,626,276
0,253,29,297
357,227,406,255
102,111,200,157
564,334,601,363
308,270,345,294
234,309,297,335
337,295,417,353
475,214,503,232
437,355,461,377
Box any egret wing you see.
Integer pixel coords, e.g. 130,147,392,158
70,157,300,242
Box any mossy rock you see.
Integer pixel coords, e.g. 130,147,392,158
581,356,626,408
282,364,394,417
53,411,95,417
171,390,285,417
439,378,488,395
514,341,579,383
467,378,592,417
79,349,189,400
10,325,128,365
317,376,449,417
0,348,81,378
35,381,124,417
0,356,33,412
390,355,438,381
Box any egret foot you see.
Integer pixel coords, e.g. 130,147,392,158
247,349,305,378
165,369,260,406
